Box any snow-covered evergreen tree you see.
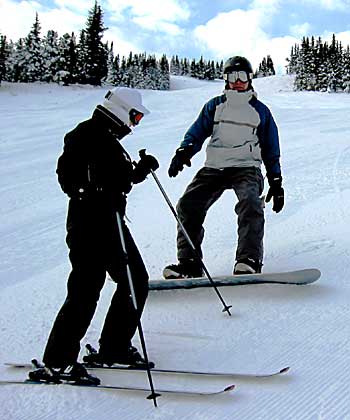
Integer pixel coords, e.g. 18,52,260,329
216,60,223,79
0,34,7,84
23,13,43,82
105,41,116,84
286,44,299,74
255,55,275,78
180,58,190,76
170,55,180,75
342,46,350,92
76,30,89,84
41,30,60,82
57,33,78,85
159,54,170,89
6,38,26,82
289,34,350,92
79,1,108,85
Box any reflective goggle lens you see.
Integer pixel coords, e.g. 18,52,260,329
224,71,250,83
129,108,144,126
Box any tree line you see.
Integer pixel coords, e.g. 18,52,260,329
0,1,276,89
287,34,350,92
0,2,172,89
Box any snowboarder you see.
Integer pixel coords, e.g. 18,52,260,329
163,56,284,279
30,87,159,385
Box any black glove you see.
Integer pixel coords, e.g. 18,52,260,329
132,150,159,184
168,145,194,177
266,175,284,213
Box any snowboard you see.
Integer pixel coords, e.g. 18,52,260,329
149,269,321,291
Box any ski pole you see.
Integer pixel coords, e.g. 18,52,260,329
116,211,160,406
139,150,232,316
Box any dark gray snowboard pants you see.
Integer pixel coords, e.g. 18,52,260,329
176,166,265,263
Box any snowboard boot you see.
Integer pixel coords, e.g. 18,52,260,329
234,258,262,275
83,343,155,369
163,258,204,279
29,361,100,386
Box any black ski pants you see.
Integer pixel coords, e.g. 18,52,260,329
176,166,265,263
43,199,148,368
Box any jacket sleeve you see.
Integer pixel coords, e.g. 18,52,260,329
179,97,219,155
258,106,281,177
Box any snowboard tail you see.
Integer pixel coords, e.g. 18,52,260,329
149,269,321,291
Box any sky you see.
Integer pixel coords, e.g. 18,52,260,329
1,0,350,73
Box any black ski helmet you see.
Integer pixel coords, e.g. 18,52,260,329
223,56,254,90
223,56,253,76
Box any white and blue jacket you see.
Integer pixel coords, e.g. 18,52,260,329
180,90,281,176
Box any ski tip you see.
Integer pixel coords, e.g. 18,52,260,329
279,366,290,374
224,384,236,392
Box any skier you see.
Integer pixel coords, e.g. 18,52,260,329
30,87,159,385
163,56,284,279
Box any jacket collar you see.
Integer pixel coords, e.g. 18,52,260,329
92,105,132,140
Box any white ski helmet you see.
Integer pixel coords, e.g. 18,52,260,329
101,87,150,126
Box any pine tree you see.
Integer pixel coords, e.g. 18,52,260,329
205,60,216,80
57,32,78,85
288,33,350,92
159,54,170,89
0,34,7,84
216,60,223,79
181,58,190,76
23,13,43,82
190,58,197,78
342,46,350,92
109,53,121,85
266,55,275,75
170,55,180,75
5,38,25,82
76,30,88,84
41,30,60,82
255,55,275,78
79,1,108,85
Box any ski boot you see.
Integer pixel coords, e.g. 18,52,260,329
28,359,100,386
83,344,155,369
28,359,61,384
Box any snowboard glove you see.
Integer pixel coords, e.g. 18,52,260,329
266,175,284,213
132,151,159,184
168,145,194,178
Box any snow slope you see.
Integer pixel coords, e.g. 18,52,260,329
1,75,350,419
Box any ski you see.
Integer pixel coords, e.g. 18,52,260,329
87,365,290,379
5,362,290,379
0,379,235,397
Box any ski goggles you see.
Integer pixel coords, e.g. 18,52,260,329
223,71,252,83
129,108,144,126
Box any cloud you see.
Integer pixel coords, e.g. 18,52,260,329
105,0,190,34
290,22,312,38
52,0,89,13
316,0,350,10
249,0,281,10
321,29,350,46
105,27,142,55
0,0,85,40
193,8,294,72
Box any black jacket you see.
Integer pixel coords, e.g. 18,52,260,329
57,106,143,216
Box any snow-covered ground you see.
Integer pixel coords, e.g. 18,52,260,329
1,75,350,419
